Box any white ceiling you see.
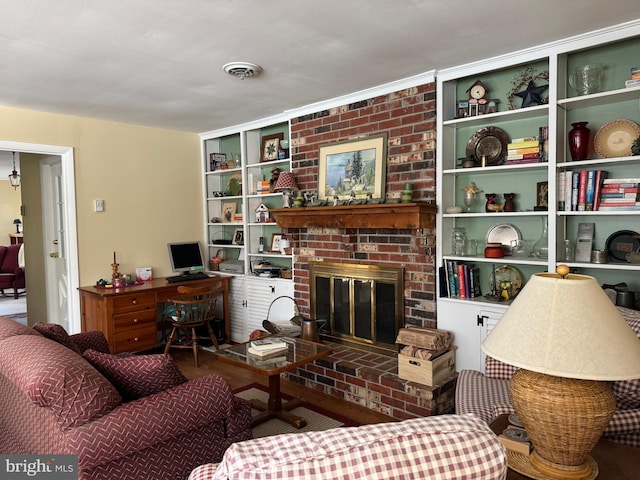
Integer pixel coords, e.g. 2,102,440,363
0,0,639,136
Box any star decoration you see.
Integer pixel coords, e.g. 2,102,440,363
514,80,548,108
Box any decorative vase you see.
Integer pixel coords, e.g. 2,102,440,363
401,183,413,203
533,217,549,259
568,122,590,161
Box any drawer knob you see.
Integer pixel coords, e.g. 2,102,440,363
132,298,138,305
133,318,138,323
134,337,139,342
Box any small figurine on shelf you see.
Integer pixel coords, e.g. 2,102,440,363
269,167,281,193
503,193,516,212
485,193,502,212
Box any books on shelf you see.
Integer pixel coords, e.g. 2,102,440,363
250,337,288,352
556,170,639,211
443,260,481,299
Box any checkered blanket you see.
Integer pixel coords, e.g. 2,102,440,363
189,414,507,480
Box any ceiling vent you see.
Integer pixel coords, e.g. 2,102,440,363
222,62,263,80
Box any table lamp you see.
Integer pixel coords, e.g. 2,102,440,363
482,265,640,479
273,171,299,208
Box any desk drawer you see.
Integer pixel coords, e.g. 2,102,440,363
112,293,155,314
113,325,157,353
114,309,156,330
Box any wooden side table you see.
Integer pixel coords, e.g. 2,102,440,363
9,233,23,244
490,414,639,479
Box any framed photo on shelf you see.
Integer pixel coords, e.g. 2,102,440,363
232,229,244,245
536,181,549,210
221,202,237,223
270,233,283,253
261,133,284,162
209,153,227,171
318,134,387,200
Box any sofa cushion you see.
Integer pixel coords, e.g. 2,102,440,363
33,322,82,354
83,349,187,401
0,334,121,428
195,414,507,480
0,315,41,342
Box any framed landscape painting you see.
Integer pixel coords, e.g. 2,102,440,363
318,134,387,201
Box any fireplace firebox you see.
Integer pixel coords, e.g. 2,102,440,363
310,261,403,356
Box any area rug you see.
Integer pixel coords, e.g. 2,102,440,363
234,383,358,438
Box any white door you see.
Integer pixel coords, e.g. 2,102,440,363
42,161,68,330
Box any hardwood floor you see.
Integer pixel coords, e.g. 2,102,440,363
172,348,395,426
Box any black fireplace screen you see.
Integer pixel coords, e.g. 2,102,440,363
310,262,403,355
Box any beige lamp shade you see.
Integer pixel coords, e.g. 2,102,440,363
273,172,299,192
482,272,640,381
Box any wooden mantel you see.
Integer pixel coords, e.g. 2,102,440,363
270,203,436,230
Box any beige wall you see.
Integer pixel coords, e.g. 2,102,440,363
0,105,203,286
0,178,22,236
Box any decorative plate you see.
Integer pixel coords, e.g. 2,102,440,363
605,230,640,262
488,265,523,293
486,223,522,255
594,119,640,158
466,126,509,166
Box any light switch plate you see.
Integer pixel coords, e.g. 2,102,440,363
95,199,105,212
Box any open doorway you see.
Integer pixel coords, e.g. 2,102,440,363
0,141,80,333
0,151,26,322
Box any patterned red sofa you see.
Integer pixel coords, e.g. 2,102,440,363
0,316,252,480
0,244,25,298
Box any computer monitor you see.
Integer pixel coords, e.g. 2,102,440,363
167,242,205,275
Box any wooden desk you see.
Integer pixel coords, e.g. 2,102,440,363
79,276,231,354
490,414,640,480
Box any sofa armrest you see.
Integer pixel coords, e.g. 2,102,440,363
455,369,512,424
69,331,110,354
605,408,640,437
66,374,245,468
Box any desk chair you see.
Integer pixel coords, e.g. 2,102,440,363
164,284,222,367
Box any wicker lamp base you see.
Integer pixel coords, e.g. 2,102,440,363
509,369,615,480
508,451,598,480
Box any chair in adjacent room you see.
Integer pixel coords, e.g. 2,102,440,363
164,283,223,367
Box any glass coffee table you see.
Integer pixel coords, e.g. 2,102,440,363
215,336,331,428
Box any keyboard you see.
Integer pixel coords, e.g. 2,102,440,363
166,272,210,283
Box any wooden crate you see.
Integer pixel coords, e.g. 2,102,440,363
397,348,456,386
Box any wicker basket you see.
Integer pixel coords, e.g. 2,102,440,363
280,268,292,279
261,296,302,337
208,249,226,271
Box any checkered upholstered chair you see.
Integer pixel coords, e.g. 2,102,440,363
455,305,640,447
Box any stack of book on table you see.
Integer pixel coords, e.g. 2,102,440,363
248,337,289,364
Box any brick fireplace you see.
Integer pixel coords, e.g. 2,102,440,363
274,81,458,419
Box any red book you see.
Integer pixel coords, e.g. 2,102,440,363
457,264,466,299
577,170,588,211
592,171,609,211
600,187,638,194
